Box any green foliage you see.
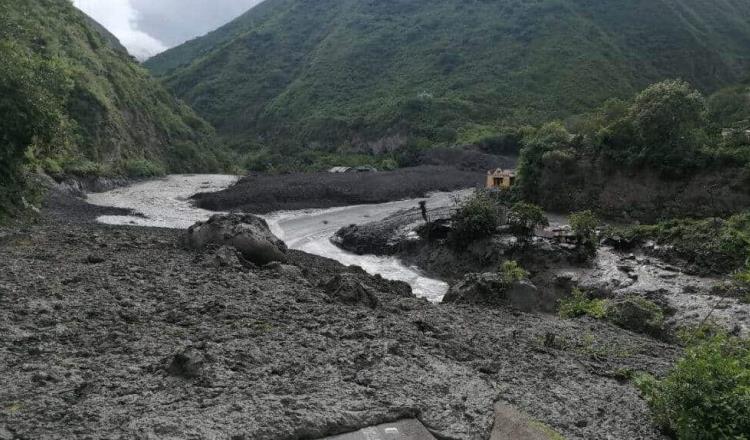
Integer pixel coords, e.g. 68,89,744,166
146,0,750,154
449,191,503,248
241,148,400,173
122,159,166,178
0,0,227,211
516,79,750,210
628,79,707,156
569,210,599,243
708,85,750,130
62,159,110,178
498,260,529,284
508,201,549,237
635,334,750,439
558,289,606,319
516,122,574,200
0,39,72,217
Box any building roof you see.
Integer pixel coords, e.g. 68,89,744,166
487,168,516,176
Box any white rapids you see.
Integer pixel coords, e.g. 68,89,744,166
86,174,461,301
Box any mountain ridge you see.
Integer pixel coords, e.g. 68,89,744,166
146,0,750,156
1,0,228,176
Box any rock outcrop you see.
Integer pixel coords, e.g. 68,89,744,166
443,272,549,312
323,273,380,309
185,214,287,266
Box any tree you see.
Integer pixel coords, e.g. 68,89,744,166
569,210,599,243
628,79,707,170
508,202,548,238
449,191,503,248
515,122,573,200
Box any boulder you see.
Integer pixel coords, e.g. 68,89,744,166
185,214,287,266
604,295,665,336
166,348,205,379
323,273,379,308
443,273,545,312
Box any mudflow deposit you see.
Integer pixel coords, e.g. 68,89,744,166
0,175,699,440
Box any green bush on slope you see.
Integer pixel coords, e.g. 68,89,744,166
0,40,72,218
635,334,750,439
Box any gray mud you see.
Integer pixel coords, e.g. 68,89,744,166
0,193,677,439
192,166,485,214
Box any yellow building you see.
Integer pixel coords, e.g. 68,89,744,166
486,168,516,189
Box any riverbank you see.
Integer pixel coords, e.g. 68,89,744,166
0,186,679,439
332,205,750,337
192,166,486,214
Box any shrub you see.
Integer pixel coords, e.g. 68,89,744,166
508,201,549,237
41,157,63,175
122,159,166,178
558,289,606,319
62,158,108,177
635,334,750,439
449,191,504,248
499,260,529,284
569,210,599,243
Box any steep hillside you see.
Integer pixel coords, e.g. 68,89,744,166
146,0,750,157
0,0,228,189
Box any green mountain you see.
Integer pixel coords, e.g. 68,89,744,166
145,0,750,157
0,0,228,186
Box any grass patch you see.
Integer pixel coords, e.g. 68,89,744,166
558,289,606,319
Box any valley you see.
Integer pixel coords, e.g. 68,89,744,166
1,0,749,439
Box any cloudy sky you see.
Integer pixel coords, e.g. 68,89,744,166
73,0,264,60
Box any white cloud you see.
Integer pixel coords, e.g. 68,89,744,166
73,0,167,60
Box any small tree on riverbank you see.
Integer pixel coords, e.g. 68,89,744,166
569,210,599,255
508,202,548,239
449,191,504,248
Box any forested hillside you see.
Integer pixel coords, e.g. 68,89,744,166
146,0,750,162
0,0,229,217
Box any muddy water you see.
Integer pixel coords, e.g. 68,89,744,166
264,191,471,301
87,175,460,301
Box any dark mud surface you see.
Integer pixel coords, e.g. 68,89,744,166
0,193,679,439
193,166,485,214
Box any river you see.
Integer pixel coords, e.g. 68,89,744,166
86,174,459,301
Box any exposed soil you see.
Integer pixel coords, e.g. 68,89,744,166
531,163,750,222
193,166,487,214
0,189,678,440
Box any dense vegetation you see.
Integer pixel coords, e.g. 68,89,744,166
0,0,230,217
514,80,750,219
636,334,750,439
146,0,750,167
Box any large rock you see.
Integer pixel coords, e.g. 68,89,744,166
185,214,287,266
323,273,379,309
604,295,665,336
443,273,555,312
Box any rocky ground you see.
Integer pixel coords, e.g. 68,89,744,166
0,189,680,440
333,205,750,337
